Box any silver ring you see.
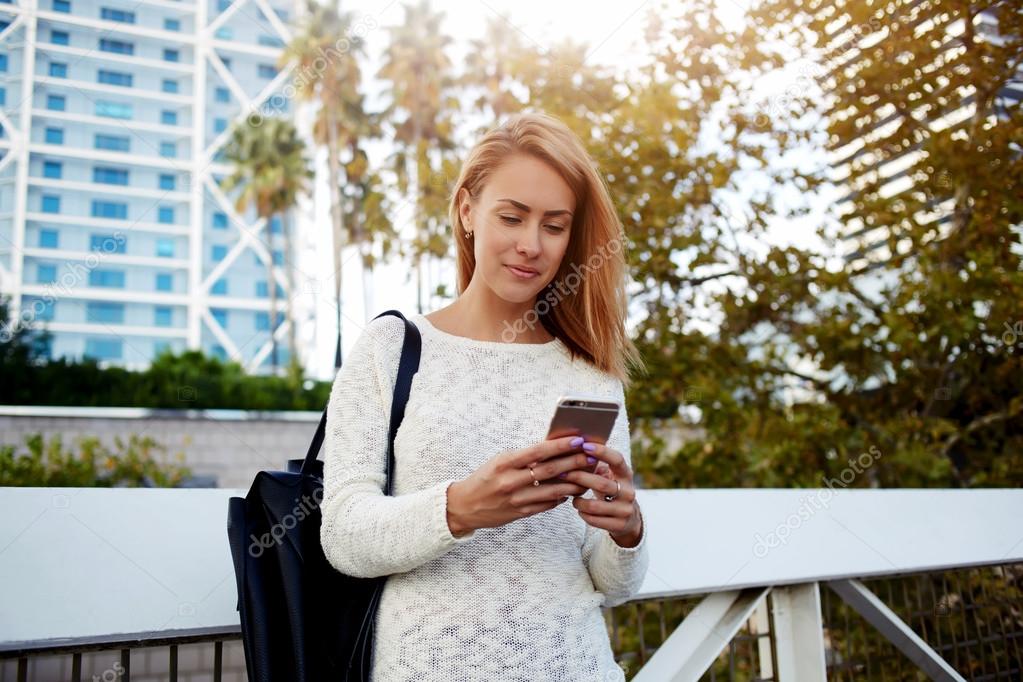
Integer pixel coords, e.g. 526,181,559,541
603,480,621,502
529,466,540,486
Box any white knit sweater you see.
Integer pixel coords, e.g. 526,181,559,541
320,312,649,681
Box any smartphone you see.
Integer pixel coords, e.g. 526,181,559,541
540,393,620,482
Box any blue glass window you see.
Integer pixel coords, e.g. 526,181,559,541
93,166,129,185
164,18,180,31
154,306,172,326
45,127,64,144
156,238,175,257
213,117,227,133
159,174,176,190
39,229,59,248
90,233,126,253
25,297,56,321
158,206,174,224
84,337,122,359
211,244,227,261
0,55,6,73
99,38,133,55
211,308,228,327
88,269,125,288
269,215,282,234
41,195,60,213
86,301,124,323
255,311,269,330
46,94,65,111
161,110,178,125
211,278,228,295
155,273,173,291
162,79,179,94
95,100,133,119
255,281,267,297
91,200,127,219
100,7,134,23
163,48,179,62
258,64,277,79
159,141,176,158
53,0,70,12
214,87,230,103
258,35,284,48
211,344,227,360
43,160,62,179
212,211,227,229
37,263,57,283
221,57,231,70
94,134,129,152
51,30,69,45
98,69,132,87
49,62,67,78
214,27,233,40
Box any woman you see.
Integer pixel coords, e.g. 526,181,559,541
321,111,649,681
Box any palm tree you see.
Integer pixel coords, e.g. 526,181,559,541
221,116,311,373
281,0,371,368
377,0,458,314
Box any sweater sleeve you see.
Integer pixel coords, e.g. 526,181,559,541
580,377,649,608
319,315,477,579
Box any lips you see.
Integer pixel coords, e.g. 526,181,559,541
506,264,540,279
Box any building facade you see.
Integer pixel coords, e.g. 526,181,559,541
0,0,304,373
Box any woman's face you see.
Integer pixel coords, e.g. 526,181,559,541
460,154,575,305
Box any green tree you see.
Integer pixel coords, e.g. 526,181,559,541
377,0,460,312
222,116,312,373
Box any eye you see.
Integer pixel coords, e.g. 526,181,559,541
500,215,566,233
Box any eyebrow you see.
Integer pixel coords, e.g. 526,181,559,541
496,198,573,218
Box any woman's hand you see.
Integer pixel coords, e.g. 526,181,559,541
446,435,596,537
561,442,644,548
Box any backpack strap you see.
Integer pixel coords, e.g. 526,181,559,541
301,309,422,489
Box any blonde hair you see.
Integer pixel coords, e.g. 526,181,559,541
448,111,646,389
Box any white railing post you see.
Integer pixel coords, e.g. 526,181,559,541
771,582,827,681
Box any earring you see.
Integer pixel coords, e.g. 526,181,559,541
464,229,473,238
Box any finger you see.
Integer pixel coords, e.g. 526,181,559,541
578,441,630,477
594,461,612,478
572,495,634,518
513,483,587,507
509,435,585,470
562,471,634,502
576,509,634,534
534,452,595,481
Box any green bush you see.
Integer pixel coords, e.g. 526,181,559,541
0,432,193,487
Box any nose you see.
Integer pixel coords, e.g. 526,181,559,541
516,222,542,258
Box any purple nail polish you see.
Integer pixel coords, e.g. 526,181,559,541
558,472,567,478
582,442,596,452
570,436,584,447
586,456,597,465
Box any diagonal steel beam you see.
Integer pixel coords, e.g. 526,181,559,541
826,579,966,681
632,587,769,682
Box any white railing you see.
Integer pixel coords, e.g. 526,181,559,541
0,487,1020,680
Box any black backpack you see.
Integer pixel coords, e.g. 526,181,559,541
227,309,422,681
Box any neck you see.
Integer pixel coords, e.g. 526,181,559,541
443,283,550,344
